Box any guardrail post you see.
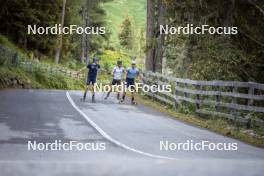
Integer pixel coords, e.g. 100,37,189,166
195,85,202,110
184,83,189,98
215,85,221,111
183,83,190,108
36,63,39,71
231,86,238,117
248,84,254,106
30,62,33,72
245,114,252,129
233,111,240,130
174,81,180,110
12,53,19,66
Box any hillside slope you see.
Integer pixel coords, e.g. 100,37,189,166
101,0,146,48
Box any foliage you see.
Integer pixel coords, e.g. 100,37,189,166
162,0,264,83
0,0,111,63
0,0,61,55
100,50,131,69
0,64,84,90
118,14,133,49
101,0,146,48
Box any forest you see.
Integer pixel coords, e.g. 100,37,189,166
145,0,264,83
0,0,263,83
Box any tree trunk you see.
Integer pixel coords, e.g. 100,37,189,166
145,0,155,71
80,7,85,63
85,13,90,65
223,0,235,27
154,0,165,73
55,0,66,64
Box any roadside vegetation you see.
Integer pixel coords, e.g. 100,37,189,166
135,94,264,148
0,34,131,90
0,34,84,89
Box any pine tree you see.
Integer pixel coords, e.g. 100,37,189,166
118,14,133,49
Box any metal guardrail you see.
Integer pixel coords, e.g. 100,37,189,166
142,71,264,127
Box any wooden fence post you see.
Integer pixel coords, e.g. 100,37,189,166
248,84,254,106
184,83,189,98
195,85,202,110
215,85,221,111
30,62,33,72
232,86,238,104
231,86,238,119
174,81,180,110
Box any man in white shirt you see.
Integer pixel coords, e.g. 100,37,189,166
104,60,125,100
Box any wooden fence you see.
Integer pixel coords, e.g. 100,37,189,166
142,71,264,128
20,61,86,80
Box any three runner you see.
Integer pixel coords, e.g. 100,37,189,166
82,57,140,104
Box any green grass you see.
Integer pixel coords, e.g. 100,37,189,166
0,33,86,90
134,94,264,148
0,34,28,58
0,65,85,90
100,0,146,48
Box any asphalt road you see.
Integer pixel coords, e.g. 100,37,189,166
0,89,264,176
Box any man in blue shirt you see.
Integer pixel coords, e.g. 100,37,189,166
120,60,140,104
82,57,100,102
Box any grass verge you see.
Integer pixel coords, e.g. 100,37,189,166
0,65,85,90
134,93,264,148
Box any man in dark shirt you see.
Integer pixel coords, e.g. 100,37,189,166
82,57,100,102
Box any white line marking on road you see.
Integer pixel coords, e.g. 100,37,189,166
66,91,177,161
63,114,74,117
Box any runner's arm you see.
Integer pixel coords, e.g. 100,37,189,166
112,67,116,75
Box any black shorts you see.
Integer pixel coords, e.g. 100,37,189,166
86,76,96,85
126,78,135,89
112,79,121,85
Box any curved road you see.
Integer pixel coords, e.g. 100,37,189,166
0,89,264,176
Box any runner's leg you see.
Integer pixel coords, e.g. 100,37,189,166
121,79,128,102
105,80,113,99
83,85,89,101
91,78,96,102
131,83,136,104
116,80,121,100
91,86,95,102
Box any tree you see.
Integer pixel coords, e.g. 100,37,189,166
0,0,110,64
145,0,155,71
158,0,264,82
80,6,86,63
154,0,165,73
0,0,61,55
118,14,133,49
55,0,66,64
